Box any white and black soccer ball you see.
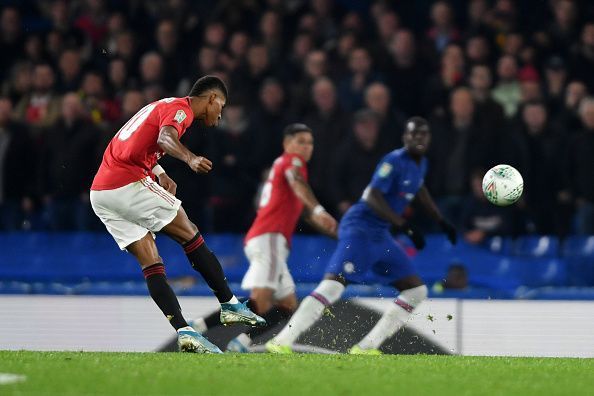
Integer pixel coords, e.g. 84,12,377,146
482,164,524,206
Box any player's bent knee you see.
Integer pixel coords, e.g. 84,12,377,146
398,285,428,308
310,279,345,306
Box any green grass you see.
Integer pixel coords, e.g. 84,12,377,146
1,351,593,396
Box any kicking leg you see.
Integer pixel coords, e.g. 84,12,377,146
127,232,221,353
351,275,428,354
267,275,346,353
162,207,265,327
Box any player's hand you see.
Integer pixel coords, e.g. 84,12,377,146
439,219,457,245
403,224,426,250
188,155,213,174
314,211,338,236
158,173,177,195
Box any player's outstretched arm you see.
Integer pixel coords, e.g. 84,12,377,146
286,168,337,235
157,126,212,174
415,185,457,245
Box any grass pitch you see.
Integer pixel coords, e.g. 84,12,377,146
1,351,593,396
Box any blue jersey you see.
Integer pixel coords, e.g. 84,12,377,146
340,148,428,235
325,148,427,284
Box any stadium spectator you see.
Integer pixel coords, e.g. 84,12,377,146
57,48,83,94
555,80,588,133
0,7,23,79
462,172,513,244
564,97,594,234
330,109,384,215
0,97,34,230
303,77,351,209
209,102,258,232
338,47,383,112
570,22,594,92
14,63,61,133
385,29,424,116
428,87,493,227
512,101,564,234
492,55,522,118
363,82,406,147
249,79,289,171
426,1,461,54
40,92,100,230
423,43,465,116
468,64,505,129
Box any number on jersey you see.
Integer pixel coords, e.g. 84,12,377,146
258,168,275,207
117,103,156,141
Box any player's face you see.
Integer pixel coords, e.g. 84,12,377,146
403,126,431,156
285,131,314,162
204,93,226,127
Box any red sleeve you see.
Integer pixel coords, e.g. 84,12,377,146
283,154,308,182
158,102,191,137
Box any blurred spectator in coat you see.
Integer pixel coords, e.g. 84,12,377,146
40,93,100,230
0,97,35,230
330,109,384,216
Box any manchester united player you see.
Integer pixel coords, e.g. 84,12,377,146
90,76,265,354
189,123,338,352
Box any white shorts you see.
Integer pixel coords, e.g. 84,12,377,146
242,233,295,300
90,177,181,250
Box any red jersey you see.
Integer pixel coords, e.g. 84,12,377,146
245,153,308,246
91,97,194,190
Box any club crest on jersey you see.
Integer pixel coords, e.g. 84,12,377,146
378,162,392,178
174,110,187,124
291,157,303,167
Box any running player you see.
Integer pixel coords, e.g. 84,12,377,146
90,75,265,354
189,123,338,352
266,117,457,354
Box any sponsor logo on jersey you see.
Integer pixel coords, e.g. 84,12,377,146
291,157,303,167
174,110,187,124
378,162,393,178
403,179,411,185
343,261,355,274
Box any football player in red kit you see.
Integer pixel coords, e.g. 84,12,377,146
189,123,338,352
90,75,265,354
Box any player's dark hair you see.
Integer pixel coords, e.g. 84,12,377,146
405,116,430,132
283,123,312,137
188,75,228,100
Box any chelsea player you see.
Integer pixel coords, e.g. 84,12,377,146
266,117,457,354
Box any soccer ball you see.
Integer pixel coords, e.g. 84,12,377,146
482,164,524,206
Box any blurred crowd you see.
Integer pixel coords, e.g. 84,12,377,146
1,0,594,241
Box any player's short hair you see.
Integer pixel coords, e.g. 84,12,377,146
188,75,228,100
283,123,312,137
405,116,430,132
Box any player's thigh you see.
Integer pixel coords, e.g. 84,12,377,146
242,234,288,293
324,234,371,283
377,238,424,290
130,177,190,242
160,206,199,244
126,232,162,269
91,189,156,251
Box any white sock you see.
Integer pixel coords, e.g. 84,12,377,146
273,296,325,345
273,279,345,346
223,296,240,304
190,317,208,333
357,285,428,350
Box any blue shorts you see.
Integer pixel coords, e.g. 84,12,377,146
324,227,416,285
